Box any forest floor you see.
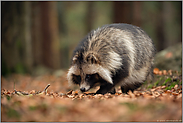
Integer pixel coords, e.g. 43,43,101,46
1,68,182,122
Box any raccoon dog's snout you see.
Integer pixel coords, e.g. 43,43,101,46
80,87,86,92
67,23,155,94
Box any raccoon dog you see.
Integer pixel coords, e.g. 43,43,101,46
67,23,155,94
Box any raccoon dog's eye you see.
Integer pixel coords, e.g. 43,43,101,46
72,74,81,84
86,74,91,80
86,73,99,81
86,74,92,80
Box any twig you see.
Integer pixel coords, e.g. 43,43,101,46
14,89,29,96
41,84,51,95
14,84,51,96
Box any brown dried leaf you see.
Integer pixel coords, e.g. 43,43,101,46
153,68,159,75
66,90,73,95
150,88,156,92
174,84,178,90
162,70,167,75
161,86,166,89
128,90,135,98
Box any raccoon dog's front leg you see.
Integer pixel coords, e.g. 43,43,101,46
109,88,116,94
121,86,131,94
121,82,143,94
96,83,115,95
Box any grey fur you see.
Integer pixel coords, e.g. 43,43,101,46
67,23,155,94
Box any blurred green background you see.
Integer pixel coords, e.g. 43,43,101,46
1,1,182,76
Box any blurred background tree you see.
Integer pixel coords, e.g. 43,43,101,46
1,1,182,76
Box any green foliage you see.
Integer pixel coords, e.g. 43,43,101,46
120,102,138,111
165,81,179,90
7,108,20,119
147,84,153,89
14,63,26,74
2,59,27,76
155,76,164,85
29,103,48,113
2,59,11,76
147,76,164,89
162,77,172,86
29,106,37,111
6,95,11,101
57,105,68,114
145,71,181,90
154,81,159,87
16,40,22,49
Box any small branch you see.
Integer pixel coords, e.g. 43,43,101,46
42,84,51,94
14,89,29,96
14,84,51,96
43,84,50,92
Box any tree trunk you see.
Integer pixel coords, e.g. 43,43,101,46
24,1,33,72
39,1,61,69
156,2,165,51
113,2,132,23
132,2,142,27
2,2,23,73
85,2,94,32
31,2,42,67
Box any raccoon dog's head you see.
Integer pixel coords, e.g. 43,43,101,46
67,52,113,92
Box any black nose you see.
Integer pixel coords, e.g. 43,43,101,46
80,87,86,92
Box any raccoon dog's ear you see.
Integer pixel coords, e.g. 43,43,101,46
85,53,99,64
72,54,79,64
